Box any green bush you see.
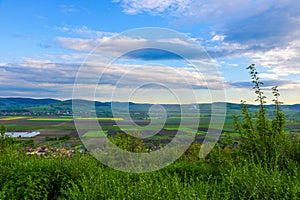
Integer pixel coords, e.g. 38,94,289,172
0,153,103,200
222,160,300,199
233,64,297,168
0,141,299,199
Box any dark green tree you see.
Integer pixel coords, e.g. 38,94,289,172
0,124,7,150
0,124,6,138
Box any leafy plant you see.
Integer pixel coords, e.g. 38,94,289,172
0,124,6,137
233,64,293,167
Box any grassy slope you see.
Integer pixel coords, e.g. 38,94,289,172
0,148,299,199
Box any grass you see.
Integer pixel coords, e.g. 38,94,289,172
0,118,299,199
0,147,299,200
82,131,107,137
196,131,207,135
149,135,170,139
225,133,241,137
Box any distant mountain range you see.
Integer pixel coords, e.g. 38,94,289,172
0,97,299,116
0,98,60,110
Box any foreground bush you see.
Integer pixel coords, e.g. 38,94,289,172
0,150,299,200
0,153,103,199
233,64,300,168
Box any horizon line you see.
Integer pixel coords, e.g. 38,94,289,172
0,96,299,106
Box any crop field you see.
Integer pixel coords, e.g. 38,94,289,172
27,118,73,122
82,130,107,138
76,117,124,120
0,116,28,120
1,114,300,145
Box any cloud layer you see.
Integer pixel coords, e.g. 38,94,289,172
115,0,300,79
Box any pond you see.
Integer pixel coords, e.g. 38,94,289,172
5,132,40,138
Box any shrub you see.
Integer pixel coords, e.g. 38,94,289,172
233,64,295,168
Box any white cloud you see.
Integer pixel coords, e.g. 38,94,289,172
204,34,300,78
115,0,300,54
55,34,213,63
114,0,280,21
227,64,238,67
114,0,192,15
55,37,99,52
280,80,300,90
2,55,298,103
58,54,86,61
75,62,225,103
0,57,225,102
259,73,279,80
243,40,300,77
76,60,224,88
211,35,225,42
51,20,300,103
59,4,79,13
55,26,116,39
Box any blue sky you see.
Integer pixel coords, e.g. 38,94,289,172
0,0,300,104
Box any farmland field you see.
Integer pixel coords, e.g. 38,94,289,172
1,112,300,146
27,118,73,122
0,116,28,120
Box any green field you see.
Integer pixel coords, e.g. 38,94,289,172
82,130,107,137
3,115,300,138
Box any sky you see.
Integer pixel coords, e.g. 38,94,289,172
0,0,300,104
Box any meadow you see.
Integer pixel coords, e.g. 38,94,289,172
1,114,299,146
0,131,299,199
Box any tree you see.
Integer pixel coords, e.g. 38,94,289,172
0,124,7,150
1,124,6,138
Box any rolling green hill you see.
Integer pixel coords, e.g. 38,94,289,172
0,98,299,119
